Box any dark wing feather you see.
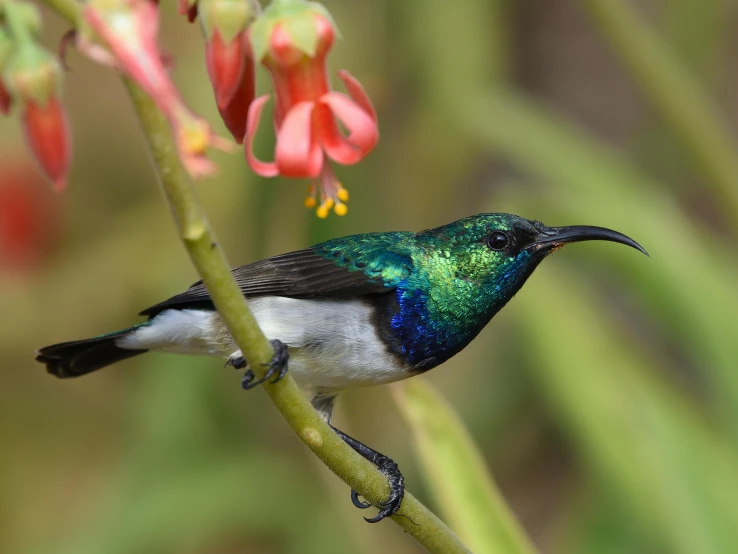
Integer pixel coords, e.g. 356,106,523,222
139,248,396,317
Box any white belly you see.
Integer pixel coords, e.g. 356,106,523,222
117,297,408,390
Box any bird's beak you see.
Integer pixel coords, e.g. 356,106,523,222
532,225,649,256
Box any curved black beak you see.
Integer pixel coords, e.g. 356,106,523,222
532,225,649,256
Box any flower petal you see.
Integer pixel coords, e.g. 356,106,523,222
206,30,246,109
337,69,377,122
275,101,322,178
318,92,378,165
217,50,255,143
22,97,71,191
245,94,279,177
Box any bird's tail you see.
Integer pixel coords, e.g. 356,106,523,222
36,324,148,378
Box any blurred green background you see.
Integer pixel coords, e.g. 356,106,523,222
2,0,738,552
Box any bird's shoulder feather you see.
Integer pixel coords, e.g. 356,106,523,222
139,232,415,317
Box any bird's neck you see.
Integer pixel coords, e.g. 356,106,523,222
371,281,510,371
373,251,542,371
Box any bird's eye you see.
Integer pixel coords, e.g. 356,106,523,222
487,231,509,251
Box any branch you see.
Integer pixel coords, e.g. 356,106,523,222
42,1,471,551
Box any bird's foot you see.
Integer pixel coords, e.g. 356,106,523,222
351,456,405,523
241,339,289,390
332,426,405,523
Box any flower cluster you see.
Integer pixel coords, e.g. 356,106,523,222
2,0,378,216
1,1,72,191
193,0,379,216
246,0,378,216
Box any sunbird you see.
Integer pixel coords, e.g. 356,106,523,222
36,213,646,522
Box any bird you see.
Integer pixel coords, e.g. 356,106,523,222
36,213,647,522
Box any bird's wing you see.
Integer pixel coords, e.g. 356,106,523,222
139,237,414,317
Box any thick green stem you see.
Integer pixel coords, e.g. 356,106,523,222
43,0,471,551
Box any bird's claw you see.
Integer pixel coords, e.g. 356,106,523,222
351,490,372,509
352,456,405,523
241,340,289,390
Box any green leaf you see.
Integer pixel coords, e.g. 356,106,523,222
514,269,738,554
392,379,537,554
578,0,738,226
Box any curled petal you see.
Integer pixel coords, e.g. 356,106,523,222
337,70,377,122
318,92,378,165
275,102,322,178
245,95,279,177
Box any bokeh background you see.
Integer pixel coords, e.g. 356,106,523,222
2,0,738,552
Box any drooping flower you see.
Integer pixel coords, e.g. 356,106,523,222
247,0,378,217
79,0,232,177
3,42,72,191
199,0,257,142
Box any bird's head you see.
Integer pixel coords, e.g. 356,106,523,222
418,213,647,305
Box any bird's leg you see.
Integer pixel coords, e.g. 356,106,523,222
232,340,289,390
330,426,405,523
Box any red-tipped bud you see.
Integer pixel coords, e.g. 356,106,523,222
215,38,255,143
200,0,257,140
21,97,71,192
205,30,249,109
4,43,72,190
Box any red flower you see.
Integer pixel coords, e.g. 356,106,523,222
212,38,255,143
80,0,231,178
200,0,257,143
4,43,72,191
21,97,72,192
247,3,378,217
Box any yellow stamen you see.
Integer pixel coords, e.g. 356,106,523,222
316,204,330,219
304,197,317,208
334,202,348,216
323,198,334,210
337,187,349,202
180,118,210,154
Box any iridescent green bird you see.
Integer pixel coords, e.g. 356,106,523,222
36,213,646,522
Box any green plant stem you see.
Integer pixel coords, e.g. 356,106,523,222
42,0,471,551
578,0,738,229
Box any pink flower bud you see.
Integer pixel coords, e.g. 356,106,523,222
21,97,71,192
4,44,72,190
